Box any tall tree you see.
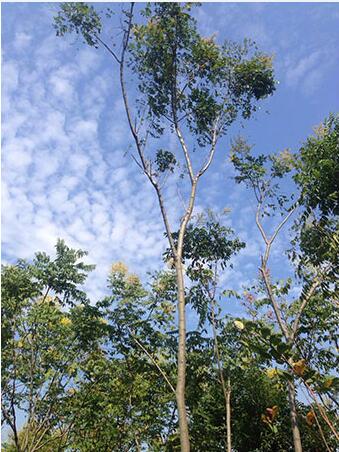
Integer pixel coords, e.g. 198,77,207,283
165,210,245,451
54,3,275,448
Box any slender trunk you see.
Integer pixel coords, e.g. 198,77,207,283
287,377,303,452
134,433,141,452
175,260,190,452
226,378,232,452
13,428,21,452
211,301,232,452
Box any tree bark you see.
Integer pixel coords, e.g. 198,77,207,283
226,378,232,452
175,260,190,452
287,377,303,452
210,299,232,452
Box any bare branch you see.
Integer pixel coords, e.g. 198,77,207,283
197,122,219,178
130,153,145,173
259,266,289,339
117,3,177,256
303,380,339,442
96,35,121,64
255,201,269,245
312,408,333,452
175,125,195,184
176,183,187,212
266,206,297,258
130,331,176,395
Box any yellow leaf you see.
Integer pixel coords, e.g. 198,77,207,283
261,414,270,424
323,378,333,389
262,406,279,424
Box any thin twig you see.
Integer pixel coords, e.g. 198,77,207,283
130,332,176,395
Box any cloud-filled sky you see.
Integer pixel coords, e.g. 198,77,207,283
2,2,339,317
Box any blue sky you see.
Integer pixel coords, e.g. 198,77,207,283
2,2,339,318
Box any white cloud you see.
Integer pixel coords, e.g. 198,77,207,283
13,31,32,51
2,61,19,93
285,51,322,88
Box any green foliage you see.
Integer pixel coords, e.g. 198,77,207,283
130,3,275,143
184,321,334,452
230,136,296,214
3,243,337,450
3,428,64,452
54,2,102,47
32,239,95,305
167,215,245,273
163,212,245,325
294,114,339,217
155,149,177,173
1,241,96,450
291,114,339,280
233,55,276,103
296,292,338,382
230,126,338,451
71,267,177,451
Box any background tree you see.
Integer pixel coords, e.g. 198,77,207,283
292,113,338,284
230,118,338,451
1,240,96,452
3,240,336,451
54,3,276,449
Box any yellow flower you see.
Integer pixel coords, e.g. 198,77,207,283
293,359,306,376
234,320,245,331
60,317,72,327
111,262,128,275
37,295,53,304
266,368,279,379
126,274,140,286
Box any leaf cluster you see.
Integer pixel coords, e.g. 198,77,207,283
54,2,102,47
130,3,275,144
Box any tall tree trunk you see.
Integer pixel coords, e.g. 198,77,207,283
226,378,232,452
287,377,303,452
211,300,232,452
175,261,190,452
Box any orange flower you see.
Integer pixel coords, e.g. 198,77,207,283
306,411,315,426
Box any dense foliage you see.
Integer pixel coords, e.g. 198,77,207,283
2,235,338,450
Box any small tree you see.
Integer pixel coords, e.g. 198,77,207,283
165,210,245,451
54,3,275,448
1,240,95,452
